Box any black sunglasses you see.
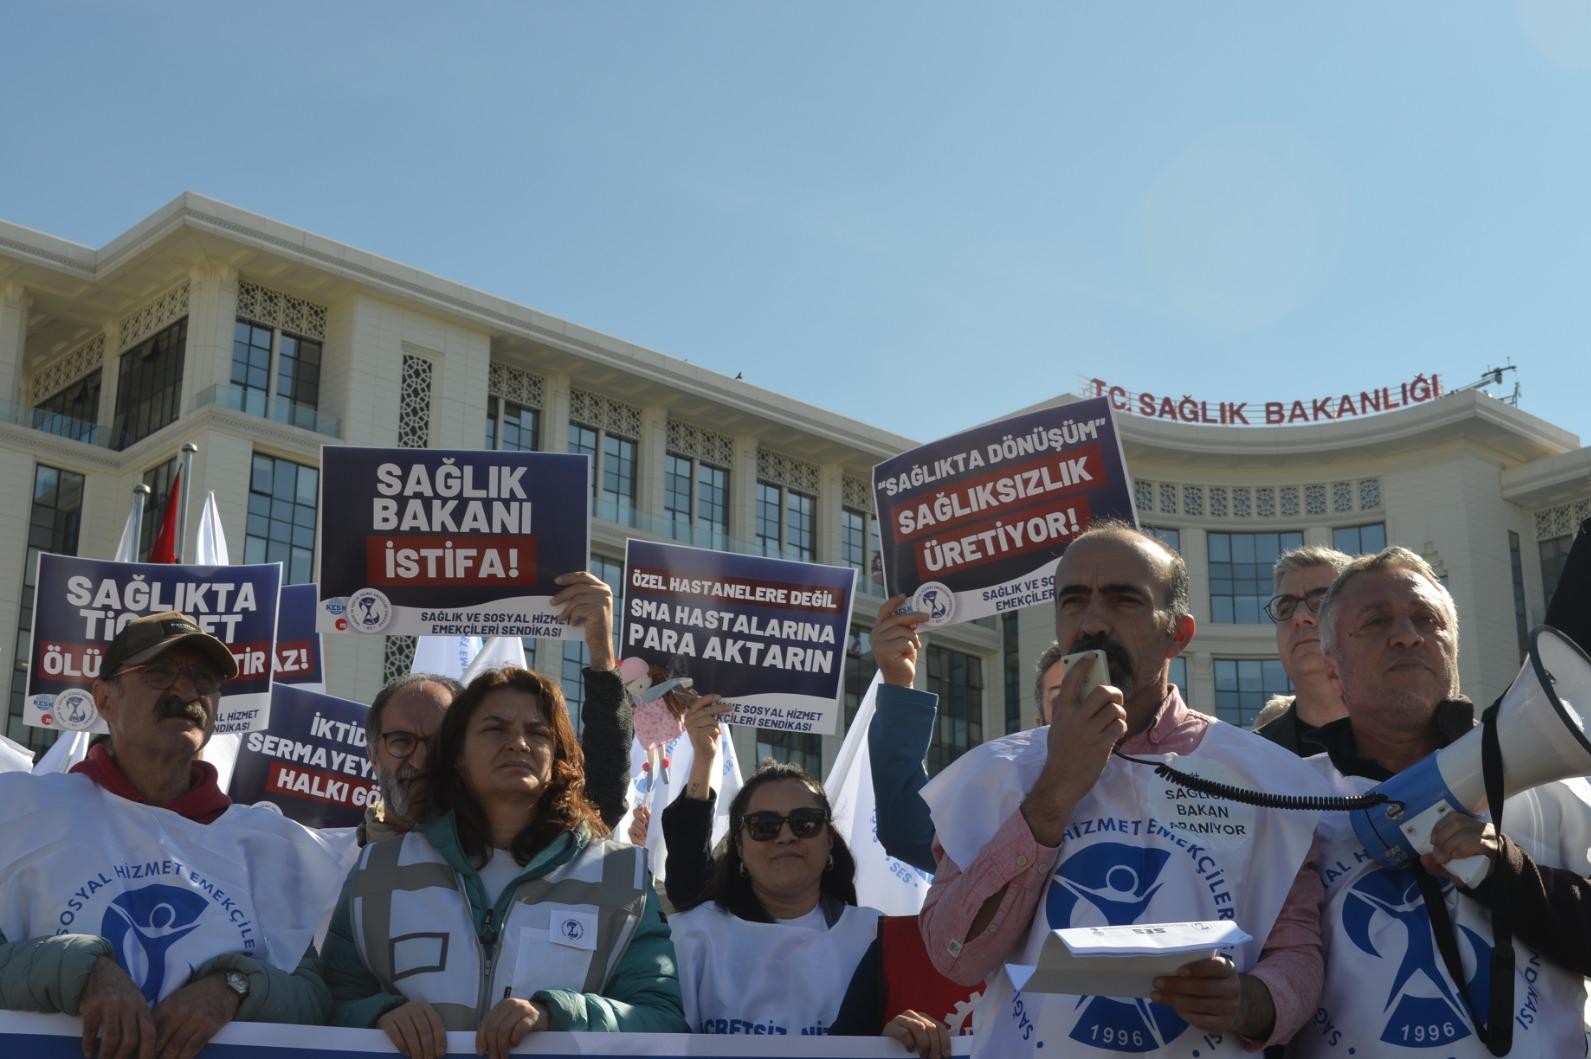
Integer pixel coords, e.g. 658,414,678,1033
742,807,829,841
1264,586,1329,624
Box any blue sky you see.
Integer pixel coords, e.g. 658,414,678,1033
5,2,1590,442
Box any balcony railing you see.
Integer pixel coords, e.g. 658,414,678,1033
0,399,113,447
193,384,341,438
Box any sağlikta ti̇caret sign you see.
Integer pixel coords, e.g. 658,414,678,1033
316,447,590,639
872,398,1136,626
25,555,282,735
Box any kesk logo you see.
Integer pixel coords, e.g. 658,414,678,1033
1046,842,1187,1053
1342,867,1491,1049
101,885,209,1003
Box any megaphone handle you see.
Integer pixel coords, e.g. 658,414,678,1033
1443,853,1493,890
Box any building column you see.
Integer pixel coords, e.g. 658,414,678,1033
817,463,844,565
0,282,32,410
94,321,121,436
541,374,571,454
730,436,760,549
636,405,667,527
182,263,239,415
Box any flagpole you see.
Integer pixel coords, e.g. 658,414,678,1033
129,484,151,558
177,442,198,563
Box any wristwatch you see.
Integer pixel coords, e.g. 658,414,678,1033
222,971,250,1002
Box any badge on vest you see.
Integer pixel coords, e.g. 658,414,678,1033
548,907,598,951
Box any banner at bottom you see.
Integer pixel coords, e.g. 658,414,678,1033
0,1012,973,1057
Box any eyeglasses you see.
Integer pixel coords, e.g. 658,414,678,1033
742,808,829,842
379,731,434,759
117,662,222,696
1264,587,1330,624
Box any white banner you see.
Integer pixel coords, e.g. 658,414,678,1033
824,673,933,915
0,1012,972,1056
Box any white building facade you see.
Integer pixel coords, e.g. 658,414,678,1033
1,194,1586,775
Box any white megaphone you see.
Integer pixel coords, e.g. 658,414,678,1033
1352,625,1591,887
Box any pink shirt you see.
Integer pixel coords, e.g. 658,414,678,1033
918,685,1323,1051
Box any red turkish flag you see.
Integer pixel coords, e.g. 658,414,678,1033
149,470,181,563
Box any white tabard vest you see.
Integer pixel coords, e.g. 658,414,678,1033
344,828,649,1029
1292,758,1591,1059
0,772,344,1003
669,901,880,1036
923,719,1321,1058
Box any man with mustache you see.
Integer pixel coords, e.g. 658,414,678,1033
1294,547,1591,1058
1253,546,1351,754
0,611,345,1059
918,522,1327,1056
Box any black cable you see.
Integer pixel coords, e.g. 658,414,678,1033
1113,750,1394,812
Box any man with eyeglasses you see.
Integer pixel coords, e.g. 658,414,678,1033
358,674,463,847
0,611,345,1059
1253,546,1351,755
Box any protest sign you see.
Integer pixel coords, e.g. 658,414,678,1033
274,583,324,688
0,1013,968,1057
317,447,589,638
228,684,376,828
24,554,281,735
872,398,1135,625
621,540,857,735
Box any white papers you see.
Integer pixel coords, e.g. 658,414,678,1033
1007,920,1251,998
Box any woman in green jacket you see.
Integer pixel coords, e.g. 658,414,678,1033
323,666,685,1059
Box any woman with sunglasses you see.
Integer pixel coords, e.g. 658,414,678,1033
323,667,686,1059
667,761,950,1057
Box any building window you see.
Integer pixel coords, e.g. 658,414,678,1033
1169,657,1188,705
1509,531,1529,659
664,454,729,549
842,626,878,728
569,423,638,527
756,482,815,561
33,371,101,443
1002,612,1024,733
1540,534,1573,612
559,556,624,731
139,459,177,562
486,396,539,452
1208,531,1305,624
9,464,85,751
1212,658,1291,728
228,319,328,432
841,507,870,578
1332,522,1387,556
754,729,823,776
112,317,186,450
1145,525,1181,553
925,645,983,776
245,454,318,584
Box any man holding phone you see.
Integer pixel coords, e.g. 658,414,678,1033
917,521,1326,1056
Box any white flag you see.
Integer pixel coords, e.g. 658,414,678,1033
0,734,32,774
462,637,528,684
411,635,483,681
621,722,743,883
30,729,90,775
196,491,230,565
192,493,241,789
113,506,140,563
825,673,933,915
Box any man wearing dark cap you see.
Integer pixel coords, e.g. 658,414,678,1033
0,612,345,1059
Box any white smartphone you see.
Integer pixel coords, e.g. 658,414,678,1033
1060,649,1111,701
